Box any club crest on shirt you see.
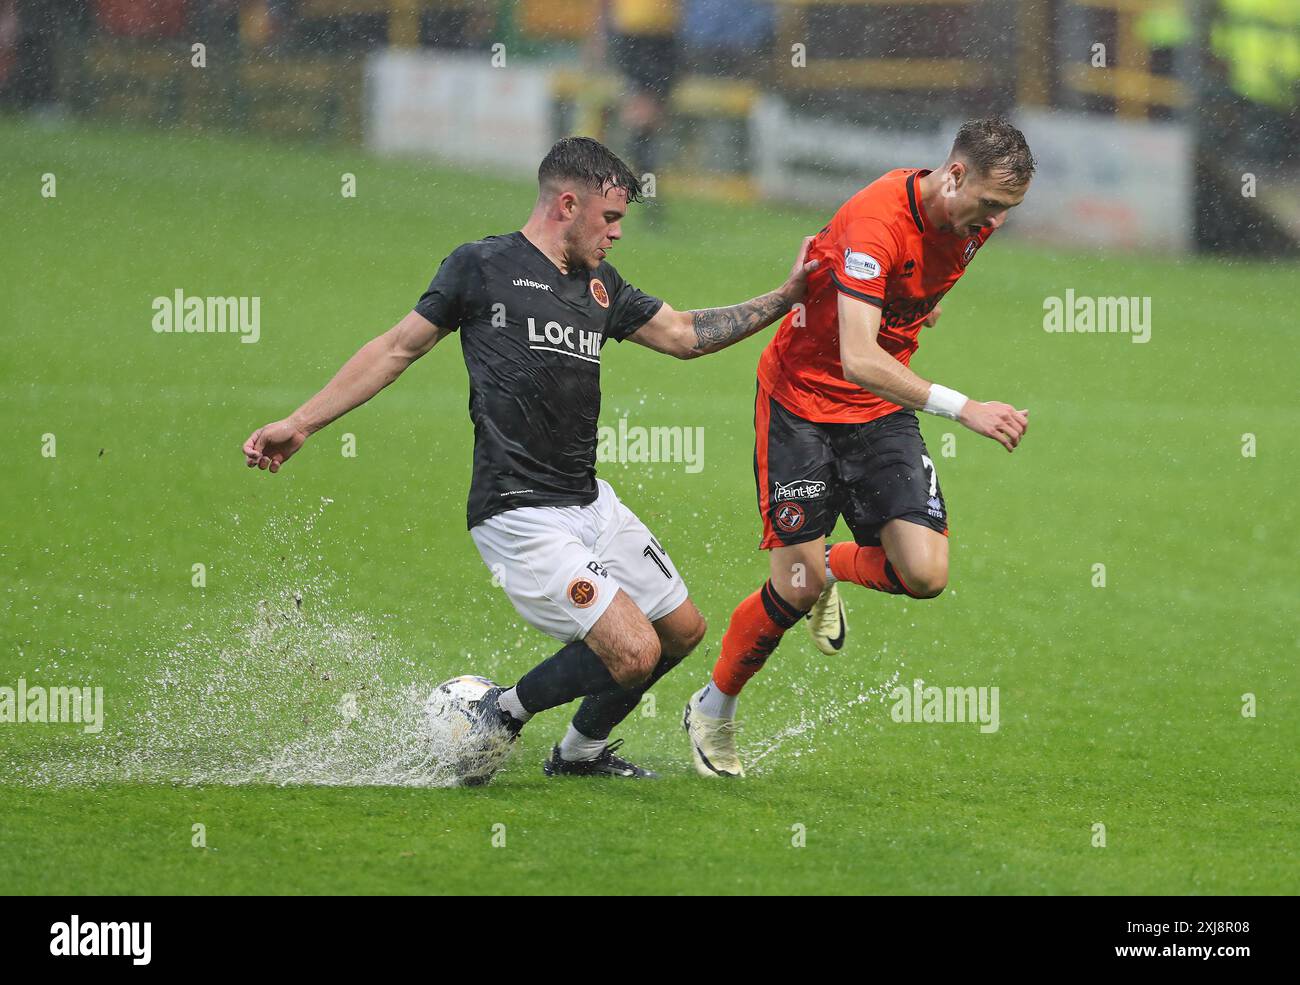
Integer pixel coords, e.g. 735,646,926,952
590,278,610,308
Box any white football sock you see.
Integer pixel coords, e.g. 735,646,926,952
824,544,837,586
558,724,606,762
696,682,737,719
498,686,533,723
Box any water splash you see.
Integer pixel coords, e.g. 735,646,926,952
743,668,901,774
8,499,506,789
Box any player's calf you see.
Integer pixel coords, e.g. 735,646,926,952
881,519,949,598
568,598,705,745
700,541,822,704
826,542,947,598
570,609,700,748
774,575,826,612
684,553,815,778
556,599,704,778
827,521,949,599
710,578,811,699
768,538,828,611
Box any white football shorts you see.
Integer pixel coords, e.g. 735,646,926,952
469,479,689,643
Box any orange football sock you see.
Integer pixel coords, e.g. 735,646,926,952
711,580,807,696
827,542,917,596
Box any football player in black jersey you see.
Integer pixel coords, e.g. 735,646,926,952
243,137,816,779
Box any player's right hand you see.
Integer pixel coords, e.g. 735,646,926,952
242,418,309,472
957,401,1029,453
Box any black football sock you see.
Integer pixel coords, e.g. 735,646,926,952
513,640,619,716
570,648,686,741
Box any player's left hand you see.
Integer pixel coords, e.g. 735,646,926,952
924,303,942,327
780,236,820,304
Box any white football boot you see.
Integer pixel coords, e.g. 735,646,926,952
683,687,744,778
806,581,847,655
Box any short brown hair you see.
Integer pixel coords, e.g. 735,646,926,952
538,136,644,203
951,118,1036,186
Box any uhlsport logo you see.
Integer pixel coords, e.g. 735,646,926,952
50,915,151,965
774,478,827,503
512,277,552,292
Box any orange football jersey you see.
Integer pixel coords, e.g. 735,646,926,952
757,168,993,423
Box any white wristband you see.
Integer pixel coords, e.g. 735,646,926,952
923,383,968,420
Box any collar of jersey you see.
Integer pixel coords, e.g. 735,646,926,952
906,169,933,235
512,231,596,306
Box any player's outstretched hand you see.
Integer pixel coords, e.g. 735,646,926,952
957,401,1029,453
923,303,943,327
780,236,820,303
242,418,309,473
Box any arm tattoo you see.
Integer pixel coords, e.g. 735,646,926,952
688,290,791,355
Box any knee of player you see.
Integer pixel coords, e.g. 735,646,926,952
782,579,824,612
681,612,707,653
619,633,662,689
656,613,706,672
904,565,948,599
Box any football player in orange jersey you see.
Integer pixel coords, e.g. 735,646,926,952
684,119,1036,777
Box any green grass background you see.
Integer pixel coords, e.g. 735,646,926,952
1,119,1296,894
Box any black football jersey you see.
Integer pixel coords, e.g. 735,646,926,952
415,232,663,528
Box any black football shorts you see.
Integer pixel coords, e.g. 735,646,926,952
754,381,949,549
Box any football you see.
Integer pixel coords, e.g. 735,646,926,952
424,675,514,786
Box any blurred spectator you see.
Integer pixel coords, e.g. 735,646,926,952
1211,0,1299,164
267,0,298,41
1212,0,1299,112
682,0,774,79
238,1,303,50
0,1,17,92
95,0,185,38
6,0,86,109
1136,1,1190,79
604,0,680,178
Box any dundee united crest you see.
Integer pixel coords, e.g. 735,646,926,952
775,502,806,533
